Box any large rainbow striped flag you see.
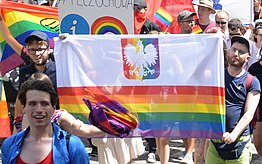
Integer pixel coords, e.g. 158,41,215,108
0,1,59,76
0,80,11,138
54,34,225,138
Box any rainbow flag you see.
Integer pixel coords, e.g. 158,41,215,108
0,1,59,76
154,7,174,26
192,25,203,34
55,34,225,138
0,81,11,138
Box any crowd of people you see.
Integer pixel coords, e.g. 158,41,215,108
1,0,262,163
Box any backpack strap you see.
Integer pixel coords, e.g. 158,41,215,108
245,74,259,133
245,74,253,91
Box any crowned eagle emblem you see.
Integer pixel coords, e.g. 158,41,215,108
123,40,158,78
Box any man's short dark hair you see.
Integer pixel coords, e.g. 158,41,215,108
18,79,57,107
228,18,243,30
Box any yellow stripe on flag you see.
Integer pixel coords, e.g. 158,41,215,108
2,84,6,100
0,83,11,137
61,103,225,114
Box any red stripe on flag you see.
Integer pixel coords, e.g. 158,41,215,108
0,118,11,138
0,53,24,76
0,101,11,138
58,86,225,96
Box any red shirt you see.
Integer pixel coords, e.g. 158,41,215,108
16,150,53,164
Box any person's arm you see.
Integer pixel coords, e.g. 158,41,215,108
0,13,23,55
222,90,260,144
58,110,105,137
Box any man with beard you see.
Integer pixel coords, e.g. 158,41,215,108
206,36,261,163
18,31,56,90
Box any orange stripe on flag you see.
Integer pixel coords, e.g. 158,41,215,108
59,94,224,105
0,101,11,138
0,101,9,118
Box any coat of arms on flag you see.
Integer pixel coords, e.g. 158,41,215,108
121,38,160,80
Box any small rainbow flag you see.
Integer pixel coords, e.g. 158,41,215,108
154,7,174,26
191,25,203,34
0,81,11,138
0,1,59,76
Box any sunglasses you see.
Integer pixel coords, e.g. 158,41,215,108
229,33,241,36
181,20,195,24
256,33,262,37
133,5,146,11
256,24,262,29
215,21,227,25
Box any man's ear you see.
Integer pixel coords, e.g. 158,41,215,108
47,48,53,54
246,54,250,62
51,106,56,114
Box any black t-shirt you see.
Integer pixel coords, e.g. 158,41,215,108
140,19,162,34
3,48,30,104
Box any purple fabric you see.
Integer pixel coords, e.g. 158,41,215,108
83,98,134,138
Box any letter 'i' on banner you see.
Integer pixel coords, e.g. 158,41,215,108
0,82,11,138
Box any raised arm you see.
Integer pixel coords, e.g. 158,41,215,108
0,13,23,55
58,110,105,137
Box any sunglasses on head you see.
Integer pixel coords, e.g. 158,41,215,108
256,24,262,29
215,21,227,25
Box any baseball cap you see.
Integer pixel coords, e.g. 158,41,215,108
177,10,196,22
25,31,49,46
133,0,147,8
231,36,250,54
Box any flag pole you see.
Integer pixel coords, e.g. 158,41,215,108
52,0,57,7
164,25,170,34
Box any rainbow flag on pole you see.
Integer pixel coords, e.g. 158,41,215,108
54,34,225,138
0,1,59,76
192,25,203,34
0,81,11,138
154,7,174,26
